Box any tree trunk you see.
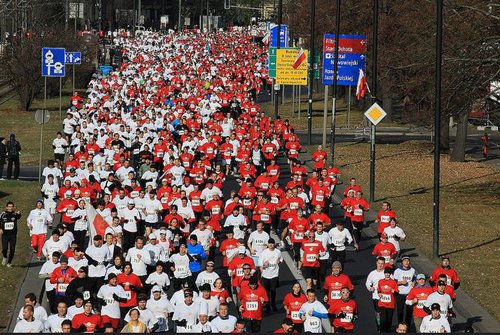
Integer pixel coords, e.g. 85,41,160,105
382,92,393,122
450,111,468,162
440,115,450,151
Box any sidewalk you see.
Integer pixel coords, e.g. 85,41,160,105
299,149,500,332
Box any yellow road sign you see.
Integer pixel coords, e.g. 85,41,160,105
364,102,387,126
276,48,308,85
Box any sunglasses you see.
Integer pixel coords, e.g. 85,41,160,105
206,265,214,267
243,268,251,270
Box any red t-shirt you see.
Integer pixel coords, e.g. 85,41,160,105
238,285,269,320
283,292,307,323
72,313,102,332
323,274,354,304
377,278,399,309
301,240,325,267
406,286,434,317
328,298,358,330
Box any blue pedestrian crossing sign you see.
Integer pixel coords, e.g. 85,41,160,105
42,47,66,77
65,52,82,65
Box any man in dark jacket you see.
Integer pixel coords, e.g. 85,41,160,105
0,137,6,180
6,133,21,180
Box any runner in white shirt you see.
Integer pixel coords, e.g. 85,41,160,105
42,230,69,260
125,236,151,278
85,235,112,279
169,160,186,186
195,284,220,318
38,253,61,314
383,218,406,253
420,303,451,333
145,260,171,293
14,305,44,333
299,289,329,333
17,294,48,324
96,273,128,328
424,281,454,319
41,176,59,219
224,209,247,240
247,222,270,267
328,221,353,269
124,294,159,332
44,301,69,333
146,286,175,332
366,257,388,330
172,290,201,332
27,200,52,259
259,238,283,313
191,304,214,333
195,261,220,288
211,303,238,333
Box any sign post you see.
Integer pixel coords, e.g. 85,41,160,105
276,48,308,85
65,51,82,94
364,102,387,202
322,34,367,163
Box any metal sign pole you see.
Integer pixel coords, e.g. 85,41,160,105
72,64,75,93
39,78,47,184
282,85,285,105
369,0,379,203
322,85,328,148
292,85,295,115
298,86,301,119
347,85,351,128
59,77,63,118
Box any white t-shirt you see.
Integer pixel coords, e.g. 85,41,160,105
195,271,220,288
248,231,270,256
365,269,387,300
211,315,237,333
27,208,52,235
97,284,128,319
17,305,47,323
299,300,328,333
383,226,406,251
13,319,44,333
328,227,353,252
125,247,152,276
260,248,283,279
172,301,200,332
170,253,192,279
420,314,451,333
44,314,69,333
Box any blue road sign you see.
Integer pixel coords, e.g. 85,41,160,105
65,52,82,65
270,24,288,48
322,34,367,86
42,47,66,77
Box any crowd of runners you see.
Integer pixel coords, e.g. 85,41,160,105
3,27,461,333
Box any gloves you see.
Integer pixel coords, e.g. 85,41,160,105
193,254,201,262
344,240,349,246
100,299,107,306
129,284,136,292
175,319,187,327
336,312,346,319
113,293,120,301
239,225,245,231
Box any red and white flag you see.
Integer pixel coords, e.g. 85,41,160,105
292,48,306,69
86,202,110,239
262,32,270,46
356,68,370,100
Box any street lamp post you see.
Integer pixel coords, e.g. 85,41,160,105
307,0,315,145
330,0,341,165
433,0,443,259
273,0,282,120
369,0,378,203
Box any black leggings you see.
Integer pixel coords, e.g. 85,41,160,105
2,234,16,263
379,307,394,333
73,230,87,250
396,294,413,325
261,277,278,308
330,249,346,269
7,157,20,179
122,230,138,253
352,221,363,244
244,319,261,333
292,242,301,262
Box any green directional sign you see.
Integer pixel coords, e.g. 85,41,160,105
269,48,320,80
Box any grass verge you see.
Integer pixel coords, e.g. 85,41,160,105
0,180,42,331
315,140,500,320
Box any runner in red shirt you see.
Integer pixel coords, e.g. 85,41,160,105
323,261,354,306
71,301,102,332
375,202,397,237
377,268,399,333
273,318,297,333
429,256,460,289
350,191,370,247
116,262,143,312
406,274,434,330
301,231,326,289
309,204,331,229
328,289,358,332
228,247,256,288
283,282,307,332
372,233,398,267
288,210,310,267
311,145,327,172
238,276,269,333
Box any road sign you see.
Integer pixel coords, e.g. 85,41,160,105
322,34,367,86
269,24,288,48
364,102,387,126
269,47,277,78
276,48,308,85
65,52,81,65
42,47,66,77
35,109,50,125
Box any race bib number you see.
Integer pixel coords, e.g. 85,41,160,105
36,218,45,224
183,161,190,167
383,255,391,263
315,195,324,201
66,210,74,216
236,268,244,276
417,300,425,309
380,294,392,303
290,202,298,209
133,256,141,263
307,318,320,328
271,197,279,204
157,152,164,158
57,283,69,293
269,170,277,176
176,266,188,275
261,183,269,189
290,149,297,155
245,301,258,311
331,290,341,300
211,207,220,215
291,311,301,321
353,209,363,216
105,297,115,305
83,291,90,300
341,313,353,323
243,199,252,206
261,214,269,221
124,291,131,300
207,148,214,154
130,191,139,198
294,232,304,240
161,198,169,204
306,254,317,262
192,199,200,206
446,277,452,286
380,215,390,223
4,222,14,230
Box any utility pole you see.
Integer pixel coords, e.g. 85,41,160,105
330,0,341,165
369,0,379,203
273,0,282,120
178,0,182,31
207,0,210,30
433,0,443,259
65,0,69,30
307,0,315,145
